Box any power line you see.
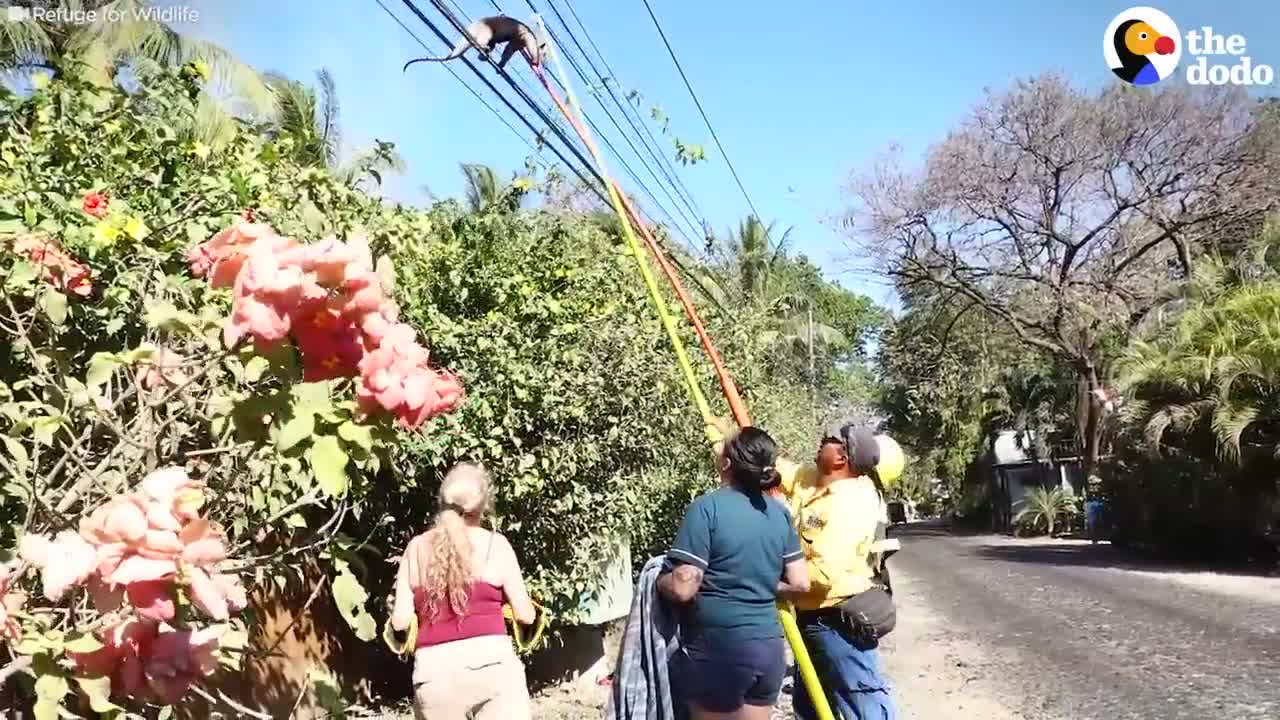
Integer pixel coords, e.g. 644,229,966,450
532,0,705,244
639,0,771,235
449,0,699,244
373,0,537,157
394,0,612,206
473,0,701,245
520,1,704,245
390,0,703,249
554,0,706,223
446,0,576,140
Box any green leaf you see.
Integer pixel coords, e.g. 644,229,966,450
75,675,119,713
354,613,377,642
85,352,120,388
145,301,196,331
330,568,371,620
120,345,157,364
276,412,315,452
375,255,396,292
39,288,67,325
309,667,349,714
6,260,38,288
31,416,62,446
301,201,327,235
146,301,178,327
64,633,104,654
337,421,373,453
292,381,334,415
1,436,29,474
309,435,349,497
33,674,68,720
244,356,270,383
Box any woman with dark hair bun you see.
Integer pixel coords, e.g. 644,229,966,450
657,427,810,720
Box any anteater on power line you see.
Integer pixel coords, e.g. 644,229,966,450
401,15,546,71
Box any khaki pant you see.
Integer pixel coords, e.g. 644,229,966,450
412,635,531,720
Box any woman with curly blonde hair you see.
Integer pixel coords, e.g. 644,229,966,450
391,463,536,719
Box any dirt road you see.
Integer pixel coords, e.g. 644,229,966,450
881,522,1280,720
531,522,1280,718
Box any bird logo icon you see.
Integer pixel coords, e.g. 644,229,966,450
1104,7,1182,86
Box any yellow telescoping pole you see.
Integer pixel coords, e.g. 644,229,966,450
531,18,714,426
531,20,836,720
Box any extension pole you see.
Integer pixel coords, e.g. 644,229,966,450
614,188,751,428
529,20,713,426
529,25,836,720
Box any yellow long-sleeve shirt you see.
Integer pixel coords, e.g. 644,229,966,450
775,458,885,611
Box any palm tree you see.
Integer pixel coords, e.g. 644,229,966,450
1117,284,1280,462
693,216,847,356
728,215,792,302
0,0,274,126
459,163,525,213
1014,486,1078,536
1116,224,1280,463
264,68,405,187
265,69,342,168
461,163,501,212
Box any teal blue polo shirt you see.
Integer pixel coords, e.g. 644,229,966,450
668,487,804,647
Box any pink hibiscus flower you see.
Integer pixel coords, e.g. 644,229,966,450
186,221,295,289
144,624,225,704
69,618,158,698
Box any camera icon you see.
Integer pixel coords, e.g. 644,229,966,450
7,6,32,22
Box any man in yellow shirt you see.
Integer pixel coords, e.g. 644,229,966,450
774,423,897,720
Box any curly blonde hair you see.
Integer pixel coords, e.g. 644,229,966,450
409,463,494,621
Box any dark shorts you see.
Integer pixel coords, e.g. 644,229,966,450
677,636,787,712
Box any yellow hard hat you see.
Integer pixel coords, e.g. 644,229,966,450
874,434,905,485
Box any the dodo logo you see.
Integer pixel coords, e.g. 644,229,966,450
1104,7,1181,86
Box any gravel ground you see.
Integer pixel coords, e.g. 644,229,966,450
531,524,1033,719
885,522,1280,720
518,521,1280,719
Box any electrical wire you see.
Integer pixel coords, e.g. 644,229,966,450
477,0,702,245
529,9,703,245
529,0,705,245
551,0,706,224
373,0,537,155
639,0,772,236
393,0,611,205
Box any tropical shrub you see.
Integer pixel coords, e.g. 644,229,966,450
1013,487,1078,537
0,64,460,715
1104,224,1280,561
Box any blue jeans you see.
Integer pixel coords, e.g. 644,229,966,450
793,613,896,720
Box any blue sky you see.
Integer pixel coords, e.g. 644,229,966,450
172,0,1279,308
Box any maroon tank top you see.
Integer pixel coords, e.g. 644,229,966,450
414,581,506,647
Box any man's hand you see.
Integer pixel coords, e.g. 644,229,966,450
705,415,733,459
